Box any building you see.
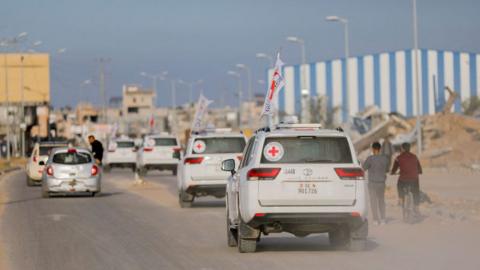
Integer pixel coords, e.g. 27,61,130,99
122,84,156,119
269,49,480,122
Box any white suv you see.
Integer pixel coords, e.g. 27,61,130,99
26,141,69,186
103,138,137,172
137,134,181,176
222,124,368,253
177,130,246,208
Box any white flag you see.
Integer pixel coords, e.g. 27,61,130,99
191,94,213,132
261,52,286,116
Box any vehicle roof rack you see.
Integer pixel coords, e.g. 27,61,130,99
275,123,323,130
192,128,233,135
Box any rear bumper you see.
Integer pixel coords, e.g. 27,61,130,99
186,184,226,197
248,212,364,228
44,177,101,193
244,212,368,238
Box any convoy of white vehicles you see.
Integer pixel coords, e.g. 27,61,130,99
26,126,368,252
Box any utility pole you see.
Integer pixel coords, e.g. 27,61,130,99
20,55,25,157
412,0,423,155
3,54,11,161
97,58,110,124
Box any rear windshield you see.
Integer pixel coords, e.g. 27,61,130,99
116,141,135,148
52,152,92,164
152,138,177,146
193,137,245,154
261,137,353,164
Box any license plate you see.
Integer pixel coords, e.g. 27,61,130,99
69,188,76,192
297,183,318,194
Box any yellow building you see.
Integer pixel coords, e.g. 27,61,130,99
0,53,50,104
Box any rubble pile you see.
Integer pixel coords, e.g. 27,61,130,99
417,113,480,169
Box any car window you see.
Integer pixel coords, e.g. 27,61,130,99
261,137,353,164
192,137,245,154
52,152,92,164
150,138,177,146
116,141,135,148
240,137,255,168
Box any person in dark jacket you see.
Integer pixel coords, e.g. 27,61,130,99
363,142,389,225
88,135,104,164
391,142,423,213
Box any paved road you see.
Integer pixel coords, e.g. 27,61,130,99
1,169,479,270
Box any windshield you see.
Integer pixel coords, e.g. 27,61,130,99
261,137,353,164
192,137,245,154
52,151,92,164
150,138,177,146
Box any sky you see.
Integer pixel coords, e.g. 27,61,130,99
1,0,479,108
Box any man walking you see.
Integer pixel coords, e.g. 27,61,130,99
88,135,104,165
391,142,423,214
363,142,389,225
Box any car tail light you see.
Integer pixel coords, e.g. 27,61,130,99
46,166,54,176
91,165,99,176
143,147,153,152
254,213,266,217
67,148,77,153
33,156,38,162
334,168,364,180
247,168,281,180
184,157,204,165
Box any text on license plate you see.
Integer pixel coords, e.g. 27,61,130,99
297,183,318,194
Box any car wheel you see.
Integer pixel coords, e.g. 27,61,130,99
131,165,136,172
238,237,257,253
26,175,34,187
172,168,177,176
42,190,50,198
329,226,350,249
179,190,194,208
349,238,367,251
138,167,147,177
226,208,238,247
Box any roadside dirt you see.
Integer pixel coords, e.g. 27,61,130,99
0,172,14,270
109,173,179,209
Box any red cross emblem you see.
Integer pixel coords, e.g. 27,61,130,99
264,142,284,161
268,146,279,157
193,140,206,153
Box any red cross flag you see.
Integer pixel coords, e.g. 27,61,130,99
261,52,286,116
191,94,213,132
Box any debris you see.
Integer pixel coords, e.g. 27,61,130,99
443,86,459,114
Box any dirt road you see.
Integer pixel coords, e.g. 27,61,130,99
0,169,479,270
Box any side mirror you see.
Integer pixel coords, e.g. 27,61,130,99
39,161,45,166
221,159,236,175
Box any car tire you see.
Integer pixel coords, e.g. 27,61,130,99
138,167,147,177
238,237,257,253
226,208,238,247
172,168,177,176
329,226,350,249
349,238,367,251
26,175,34,187
179,190,194,208
131,165,137,173
42,190,50,198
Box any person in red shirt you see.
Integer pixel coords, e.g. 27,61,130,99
391,142,423,213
